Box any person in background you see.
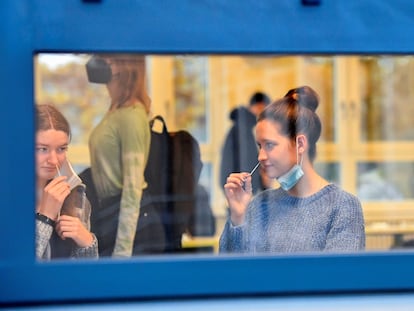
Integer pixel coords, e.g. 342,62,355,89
35,104,98,260
219,86,365,253
87,54,152,257
220,91,271,195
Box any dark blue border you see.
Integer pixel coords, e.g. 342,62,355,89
2,0,414,305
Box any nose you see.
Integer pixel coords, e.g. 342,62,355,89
258,147,267,162
47,150,59,166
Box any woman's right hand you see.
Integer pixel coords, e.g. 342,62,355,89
37,176,71,221
55,215,94,248
224,172,253,226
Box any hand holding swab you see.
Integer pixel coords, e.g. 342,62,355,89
241,162,260,191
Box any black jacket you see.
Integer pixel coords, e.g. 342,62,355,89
220,106,264,194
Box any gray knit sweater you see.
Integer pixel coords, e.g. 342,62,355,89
36,185,99,260
219,184,365,254
36,221,98,260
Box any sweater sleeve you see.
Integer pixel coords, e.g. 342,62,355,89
324,193,366,251
71,234,99,258
36,220,53,260
219,192,268,253
219,220,248,253
70,194,99,259
113,109,150,257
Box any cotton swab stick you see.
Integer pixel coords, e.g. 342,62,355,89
249,162,260,176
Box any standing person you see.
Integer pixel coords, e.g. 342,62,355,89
220,91,271,194
35,104,98,260
86,54,152,257
219,86,365,253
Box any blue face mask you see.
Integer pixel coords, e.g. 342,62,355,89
276,139,304,191
276,164,304,191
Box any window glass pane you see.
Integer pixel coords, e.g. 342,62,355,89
35,52,414,260
359,56,414,141
35,53,107,145
357,162,414,200
358,162,414,251
173,56,209,143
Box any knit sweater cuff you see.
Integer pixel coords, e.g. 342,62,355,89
72,234,99,258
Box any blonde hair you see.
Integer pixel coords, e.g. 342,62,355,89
107,54,151,114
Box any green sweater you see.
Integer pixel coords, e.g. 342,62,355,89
89,105,150,257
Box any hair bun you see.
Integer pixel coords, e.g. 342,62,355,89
284,85,319,112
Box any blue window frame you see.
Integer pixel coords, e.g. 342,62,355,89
2,0,414,305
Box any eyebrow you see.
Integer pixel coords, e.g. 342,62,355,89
35,143,68,147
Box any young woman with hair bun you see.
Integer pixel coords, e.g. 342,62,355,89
219,86,365,254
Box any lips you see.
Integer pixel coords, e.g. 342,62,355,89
262,164,279,178
43,166,57,173
262,163,273,170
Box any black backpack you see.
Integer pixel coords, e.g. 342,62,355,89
80,115,209,255
141,115,204,252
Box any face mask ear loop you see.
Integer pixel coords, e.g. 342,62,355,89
296,137,303,167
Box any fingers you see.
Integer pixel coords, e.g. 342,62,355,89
224,173,253,227
56,215,93,247
56,215,81,233
44,176,71,202
45,176,70,193
38,177,71,219
45,175,68,188
225,173,251,190
55,216,74,239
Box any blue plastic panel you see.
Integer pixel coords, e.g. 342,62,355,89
2,0,414,306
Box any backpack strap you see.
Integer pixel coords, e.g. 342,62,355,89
150,115,168,134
